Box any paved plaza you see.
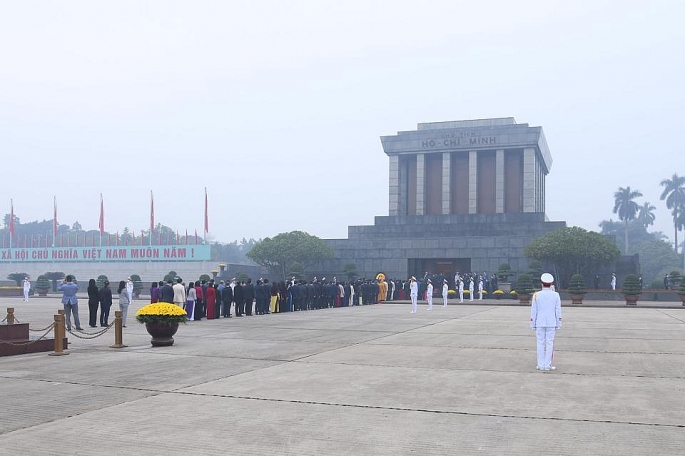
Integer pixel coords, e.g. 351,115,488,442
0,296,684,455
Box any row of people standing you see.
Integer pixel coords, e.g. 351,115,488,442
148,277,389,321
62,276,133,332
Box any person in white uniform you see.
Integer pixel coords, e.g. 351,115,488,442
23,277,31,302
126,277,134,303
458,279,464,303
409,277,418,314
442,279,449,307
426,279,433,310
478,277,484,300
530,273,562,371
610,273,616,291
468,278,474,301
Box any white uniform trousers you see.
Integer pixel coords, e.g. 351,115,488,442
410,294,418,313
459,291,463,303
442,294,448,307
427,294,433,310
535,326,556,369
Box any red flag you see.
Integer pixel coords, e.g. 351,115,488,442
53,196,58,245
99,194,105,233
150,191,155,233
9,199,15,239
204,187,209,235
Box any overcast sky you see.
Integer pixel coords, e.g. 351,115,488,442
1,1,683,245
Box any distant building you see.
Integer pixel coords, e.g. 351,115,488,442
320,118,566,280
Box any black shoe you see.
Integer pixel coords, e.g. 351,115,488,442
75,327,83,330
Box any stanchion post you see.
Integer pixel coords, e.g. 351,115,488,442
110,310,127,348
6,308,15,324
49,313,69,356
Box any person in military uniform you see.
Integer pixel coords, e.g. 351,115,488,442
530,273,562,372
409,276,418,314
425,279,433,310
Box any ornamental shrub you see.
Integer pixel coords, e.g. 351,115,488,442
622,274,642,295
515,274,535,295
568,274,586,295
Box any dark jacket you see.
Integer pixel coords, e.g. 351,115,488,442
160,284,174,303
98,286,113,308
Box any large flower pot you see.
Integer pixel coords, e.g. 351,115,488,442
145,322,179,346
518,293,531,304
570,294,584,305
624,295,640,306
679,295,685,306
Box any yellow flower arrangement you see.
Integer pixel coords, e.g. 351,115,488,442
493,290,504,295
0,286,21,290
136,303,188,325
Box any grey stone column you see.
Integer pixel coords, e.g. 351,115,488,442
416,153,425,216
442,152,451,215
523,147,536,212
388,155,399,216
468,150,477,214
495,149,504,213
398,158,408,216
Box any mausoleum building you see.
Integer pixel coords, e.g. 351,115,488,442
320,118,566,280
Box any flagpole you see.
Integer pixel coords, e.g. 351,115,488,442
150,190,154,247
204,187,208,244
9,199,14,251
52,196,57,248
99,193,104,247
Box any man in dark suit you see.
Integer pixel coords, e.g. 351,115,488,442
160,280,174,303
243,278,255,316
234,281,244,316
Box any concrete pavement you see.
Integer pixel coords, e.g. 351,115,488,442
0,296,684,455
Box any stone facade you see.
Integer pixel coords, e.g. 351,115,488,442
318,118,566,280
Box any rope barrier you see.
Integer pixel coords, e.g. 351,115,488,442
66,321,115,340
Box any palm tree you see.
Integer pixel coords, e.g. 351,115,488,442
660,173,685,254
637,202,656,228
613,186,642,254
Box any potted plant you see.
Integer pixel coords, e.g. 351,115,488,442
130,274,143,298
515,274,535,304
497,264,513,293
135,303,189,346
493,289,504,300
447,289,457,299
568,274,586,305
678,280,685,306
622,274,642,306
35,275,50,296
